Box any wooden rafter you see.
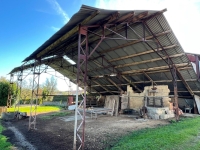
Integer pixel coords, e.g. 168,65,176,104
122,63,190,75
91,78,197,87
176,69,194,96
98,11,120,25
90,67,192,79
143,72,157,85
115,53,185,68
122,75,142,92
100,30,171,54
106,77,122,91
129,11,148,23
116,11,134,23
109,44,178,62
92,80,114,95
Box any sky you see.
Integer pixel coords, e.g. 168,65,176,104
1,0,200,91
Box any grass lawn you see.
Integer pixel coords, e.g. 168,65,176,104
7,105,62,113
0,121,12,150
110,117,200,150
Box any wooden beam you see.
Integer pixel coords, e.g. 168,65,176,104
115,53,184,68
92,80,114,95
37,10,100,58
176,69,194,96
88,47,181,73
106,77,123,91
90,91,120,94
122,75,142,92
91,79,197,87
143,72,157,85
129,11,148,23
122,63,190,75
100,30,171,54
90,66,192,79
109,44,177,62
99,11,120,25
116,11,134,23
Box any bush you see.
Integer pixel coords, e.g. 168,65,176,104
0,82,9,106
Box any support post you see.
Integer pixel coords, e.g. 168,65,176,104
29,60,41,130
7,74,14,108
15,70,23,114
73,25,104,150
73,25,88,150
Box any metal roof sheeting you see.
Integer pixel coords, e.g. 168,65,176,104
10,5,200,97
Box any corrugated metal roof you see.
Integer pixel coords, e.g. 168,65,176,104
10,5,200,97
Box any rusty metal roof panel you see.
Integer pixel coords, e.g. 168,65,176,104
10,5,200,96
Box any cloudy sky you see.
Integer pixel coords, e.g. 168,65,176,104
1,0,200,90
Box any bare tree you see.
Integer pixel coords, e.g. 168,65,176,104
42,76,57,101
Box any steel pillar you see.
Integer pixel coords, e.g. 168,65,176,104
29,60,41,130
14,70,23,114
73,25,88,150
7,74,14,108
73,24,105,149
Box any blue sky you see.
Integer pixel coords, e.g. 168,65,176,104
1,0,200,91
0,0,95,78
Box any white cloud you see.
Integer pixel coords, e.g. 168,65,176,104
47,0,70,24
51,26,60,31
95,0,200,54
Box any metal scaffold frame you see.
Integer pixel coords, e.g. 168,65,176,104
29,60,41,130
15,70,23,113
7,74,14,108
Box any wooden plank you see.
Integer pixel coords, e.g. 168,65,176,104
115,53,184,68
194,95,200,114
106,77,122,91
109,44,177,62
122,63,190,74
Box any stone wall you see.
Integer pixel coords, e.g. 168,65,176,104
127,85,171,111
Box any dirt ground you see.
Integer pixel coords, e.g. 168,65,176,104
2,111,170,150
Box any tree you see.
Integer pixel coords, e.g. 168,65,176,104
42,76,57,101
20,79,32,100
0,76,17,106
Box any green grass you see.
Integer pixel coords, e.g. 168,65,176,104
40,111,71,120
7,105,62,113
110,117,200,150
0,121,12,150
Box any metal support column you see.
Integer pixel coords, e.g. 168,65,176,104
73,25,88,150
15,70,23,113
29,60,41,130
7,74,14,108
73,24,104,149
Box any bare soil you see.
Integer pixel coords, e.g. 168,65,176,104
2,111,170,150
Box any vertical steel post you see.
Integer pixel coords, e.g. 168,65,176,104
29,60,41,130
15,70,23,114
7,74,14,108
73,25,88,150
